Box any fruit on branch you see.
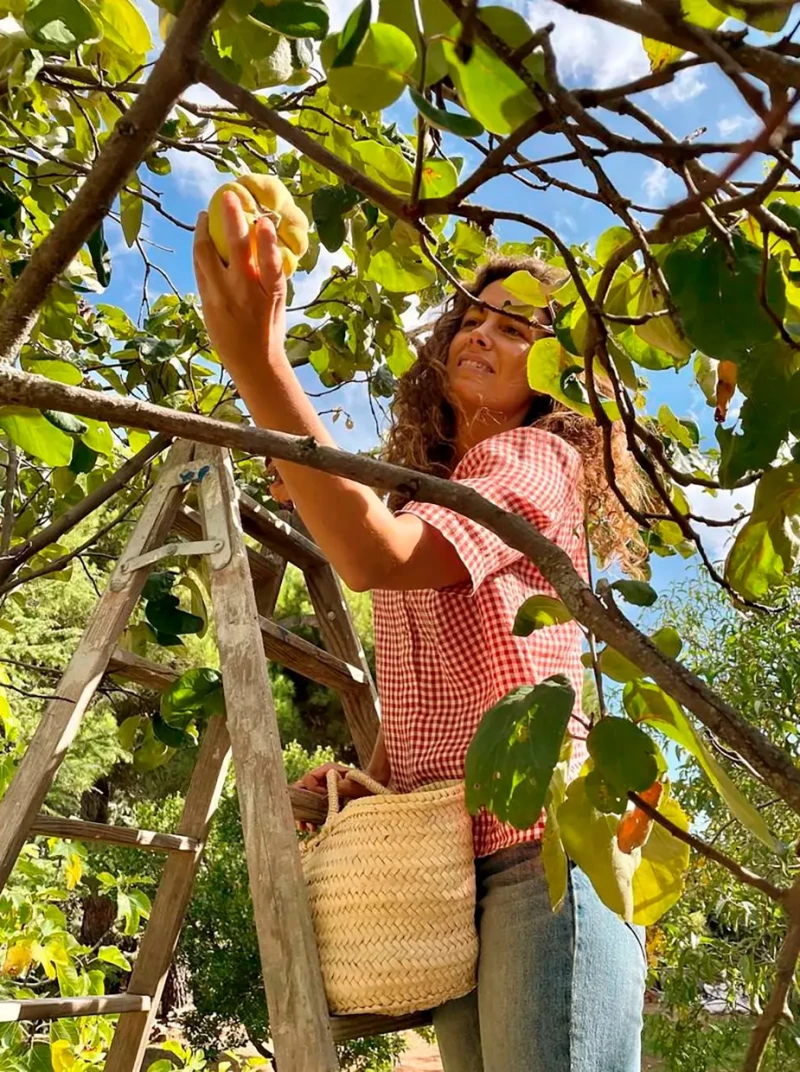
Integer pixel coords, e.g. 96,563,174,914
617,780,664,854
207,174,309,276
715,360,738,423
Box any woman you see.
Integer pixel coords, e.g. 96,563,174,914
193,194,648,1072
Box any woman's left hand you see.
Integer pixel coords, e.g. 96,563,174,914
192,192,287,377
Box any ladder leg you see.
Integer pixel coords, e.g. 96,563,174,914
196,446,339,1072
0,441,193,891
104,715,232,1072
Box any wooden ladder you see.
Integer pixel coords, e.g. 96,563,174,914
0,439,432,1071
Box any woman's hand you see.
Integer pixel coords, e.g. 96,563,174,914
192,192,287,376
292,761,386,833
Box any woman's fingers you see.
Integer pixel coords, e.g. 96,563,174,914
193,211,225,294
221,191,256,279
254,215,286,303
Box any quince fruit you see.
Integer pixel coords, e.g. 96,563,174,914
208,174,309,276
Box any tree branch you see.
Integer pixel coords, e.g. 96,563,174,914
1,440,18,556
742,877,800,1071
0,366,799,814
627,792,786,903
0,0,227,363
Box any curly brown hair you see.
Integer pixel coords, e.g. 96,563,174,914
382,255,649,575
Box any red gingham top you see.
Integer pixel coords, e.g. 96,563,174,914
372,426,590,858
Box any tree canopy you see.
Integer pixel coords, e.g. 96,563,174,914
1,1,800,1069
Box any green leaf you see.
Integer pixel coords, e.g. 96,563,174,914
97,946,131,971
23,0,101,50
365,249,435,292
585,768,628,814
69,439,98,474
89,0,152,54
502,270,549,308
352,141,414,194
616,327,680,372
321,21,415,111
587,717,659,794
250,0,329,40
378,0,453,86
87,223,112,288
420,158,458,199
541,741,572,911
623,680,784,852
38,283,78,341
643,0,724,69
724,464,800,600
663,233,786,361
143,571,175,601
631,796,691,926
610,580,658,607
117,715,142,752
331,0,371,66
311,185,360,252
161,668,225,729
465,676,574,829
769,197,800,232
385,328,416,377
120,179,143,248
81,418,114,456
21,357,82,386
651,625,682,660
513,595,573,635
557,777,639,921
443,6,545,136
527,338,620,421
596,226,632,266
43,410,87,436
0,407,73,465
145,595,204,638
409,87,484,138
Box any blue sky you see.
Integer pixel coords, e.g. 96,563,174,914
98,0,769,595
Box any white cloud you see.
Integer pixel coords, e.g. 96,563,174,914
167,149,223,204
683,482,755,565
650,67,707,106
522,0,649,88
642,161,669,204
717,115,750,138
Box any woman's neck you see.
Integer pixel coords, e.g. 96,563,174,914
453,405,529,463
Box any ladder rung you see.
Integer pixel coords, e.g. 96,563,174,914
239,494,327,570
174,508,282,588
0,995,152,1023
108,648,179,691
30,816,199,853
259,616,368,693
289,786,327,824
329,1009,434,1043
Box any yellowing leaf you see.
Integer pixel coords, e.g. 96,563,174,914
51,1039,76,1072
643,0,725,70
2,941,33,976
632,796,691,925
64,853,82,890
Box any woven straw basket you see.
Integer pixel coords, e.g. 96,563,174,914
300,769,478,1017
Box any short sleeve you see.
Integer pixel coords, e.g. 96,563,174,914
400,427,582,593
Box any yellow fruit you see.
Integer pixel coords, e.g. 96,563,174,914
207,174,309,276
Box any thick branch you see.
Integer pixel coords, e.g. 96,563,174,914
742,878,800,1071
0,0,226,363
1,366,799,814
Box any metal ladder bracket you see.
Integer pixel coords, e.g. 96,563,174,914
110,460,231,590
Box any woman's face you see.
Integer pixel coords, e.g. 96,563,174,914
445,278,550,424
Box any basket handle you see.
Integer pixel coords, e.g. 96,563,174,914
325,768,391,821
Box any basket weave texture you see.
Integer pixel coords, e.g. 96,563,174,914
300,770,478,1016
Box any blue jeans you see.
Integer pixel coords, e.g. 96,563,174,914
433,841,647,1072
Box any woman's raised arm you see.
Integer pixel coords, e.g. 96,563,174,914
192,195,468,593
